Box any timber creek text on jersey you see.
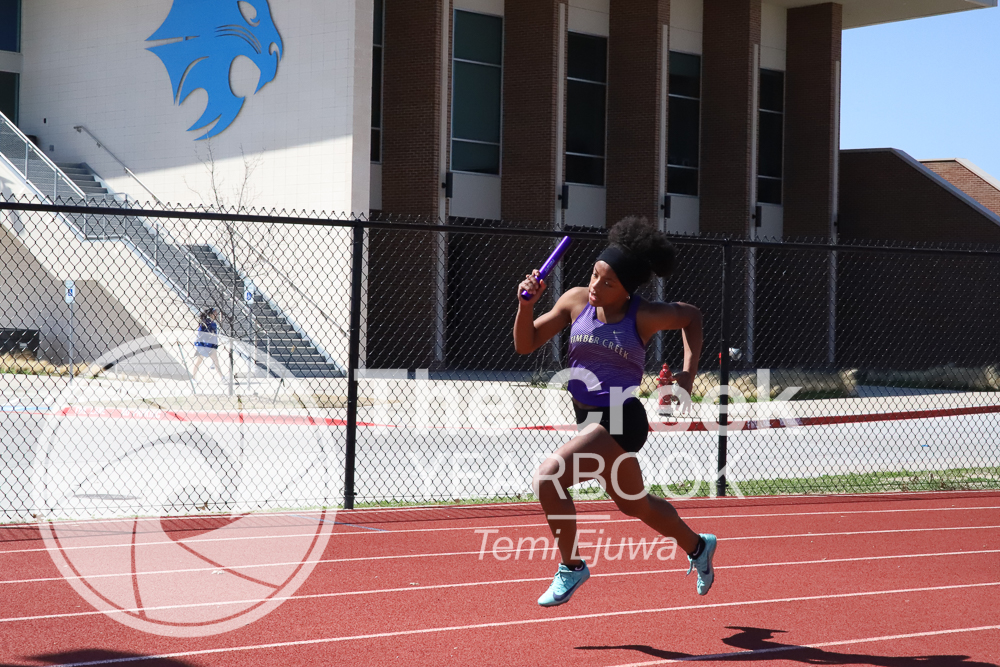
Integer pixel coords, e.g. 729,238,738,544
568,333,631,360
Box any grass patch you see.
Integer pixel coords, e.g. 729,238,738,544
347,467,1000,507
0,352,91,377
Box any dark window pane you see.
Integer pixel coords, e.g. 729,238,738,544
452,60,501,143
373,0,383,46
371,46,382,128
454,10,502,65
667,96,699,168
759,69,784,112
566,155,604,186
566,79,605,157
0,0,18,52
0,71,16,124
758,177,781,204
452,140,499,174
568,32,607,83
758,110,783,178
371,129,380,162
667,166,698,196
669,51,700,98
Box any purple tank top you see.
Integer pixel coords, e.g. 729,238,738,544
567,295,647,407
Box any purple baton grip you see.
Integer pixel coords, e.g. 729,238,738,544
521,236,573,300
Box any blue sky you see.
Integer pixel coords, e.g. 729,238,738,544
841,5,1000,177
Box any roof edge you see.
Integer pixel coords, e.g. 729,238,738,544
921,157,1000,195
841,148,1000,230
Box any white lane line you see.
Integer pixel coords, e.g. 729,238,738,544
9,498,1000,536
606,625,1000,666
28,582,1000,667
6,504,997,552
14,492,993,529
5,521,1000,558
4,548,999,623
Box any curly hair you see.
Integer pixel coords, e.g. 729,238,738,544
607,216,676,282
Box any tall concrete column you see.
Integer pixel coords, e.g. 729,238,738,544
606,0,669,227
784,2,842,240
700,0,761,238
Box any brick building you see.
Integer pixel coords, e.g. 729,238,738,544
1,0,997,372
364,0,998,369
370,0,995,240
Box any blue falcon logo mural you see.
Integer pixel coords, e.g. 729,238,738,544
147,0,283,140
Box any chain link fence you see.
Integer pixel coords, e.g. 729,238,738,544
2,198,999,522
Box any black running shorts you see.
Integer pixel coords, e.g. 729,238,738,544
573,397,649,453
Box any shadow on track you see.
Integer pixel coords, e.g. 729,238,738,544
3,649,198,666
578,625,999,666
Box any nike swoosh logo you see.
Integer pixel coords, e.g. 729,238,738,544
553,580,583,602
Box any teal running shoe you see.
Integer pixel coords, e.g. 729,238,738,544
686,534,717,595
537,562,590,607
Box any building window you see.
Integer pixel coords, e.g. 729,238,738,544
371,0,383,162
0,0,19,53
757,69,784,205
0,72,16,124
451,10,502,175
565,32,607,187
667,51,700,196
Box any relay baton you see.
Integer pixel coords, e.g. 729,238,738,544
521,236,573,300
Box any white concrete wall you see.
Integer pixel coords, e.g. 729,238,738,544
564,184,605,228
665,194,699,236
16,1,372,376
669,0,702,55
19,0,370,214
568,0,609,36
0,157,196,364
450,172,501,220
760,3,787,71
755,202,783,241
455,0,503,16
0,51,22,74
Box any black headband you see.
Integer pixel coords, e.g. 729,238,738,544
596,246,651,294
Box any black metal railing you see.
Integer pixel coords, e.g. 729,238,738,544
2,197,999,523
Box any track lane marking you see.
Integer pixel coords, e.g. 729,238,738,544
5,503,997,552
23,582,1000,666
4,548,999,622
9,491,995,529
605,625,1000,666
5,521,999,558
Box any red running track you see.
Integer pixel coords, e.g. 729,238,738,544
1,491,999,666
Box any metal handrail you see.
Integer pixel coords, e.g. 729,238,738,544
73,125,164,206
0,152,88,235
0,111,87,201
0,117,253,342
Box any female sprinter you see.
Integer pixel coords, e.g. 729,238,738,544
514,216,716,607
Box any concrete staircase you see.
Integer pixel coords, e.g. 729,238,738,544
56,163,114,200
36,162,343,378
185,245,344,378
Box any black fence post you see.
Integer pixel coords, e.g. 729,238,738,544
717,241,732,497
344,222,364,510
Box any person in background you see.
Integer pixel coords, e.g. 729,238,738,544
191,307,225,381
